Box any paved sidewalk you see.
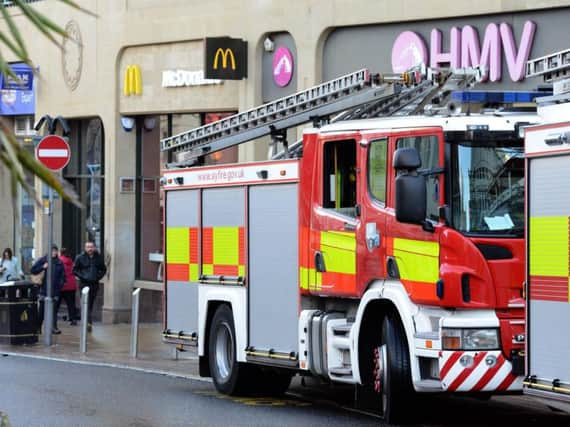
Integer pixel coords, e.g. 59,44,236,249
0,322,201,380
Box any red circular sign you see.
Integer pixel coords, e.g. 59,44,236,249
36,135,71,171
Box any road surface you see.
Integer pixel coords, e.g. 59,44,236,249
0,355,567,426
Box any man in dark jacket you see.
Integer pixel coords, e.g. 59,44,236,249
73,241,106,331
31,245,65,334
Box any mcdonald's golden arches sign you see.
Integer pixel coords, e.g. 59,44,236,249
204,37,247,80
124,65,142,96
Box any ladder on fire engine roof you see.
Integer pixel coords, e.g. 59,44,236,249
526,48,570,101
526,48,570,82
161,65,483,168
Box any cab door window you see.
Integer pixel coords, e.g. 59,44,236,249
396,135,440,221
323,140,356,217
368,138,388,204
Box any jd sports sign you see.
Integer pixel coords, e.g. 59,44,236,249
204,37,247,80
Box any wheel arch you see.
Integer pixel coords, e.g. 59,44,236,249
351,280,420,385
198,286,248,376
199,299,227,377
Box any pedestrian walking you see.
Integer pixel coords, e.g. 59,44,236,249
73,241,106,332
0,248,24,283
56,247,78,325
31,245,65,334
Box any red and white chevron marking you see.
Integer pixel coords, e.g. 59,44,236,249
439,350,523,392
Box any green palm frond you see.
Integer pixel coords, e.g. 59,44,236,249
0,0,93,209
0,118,81,207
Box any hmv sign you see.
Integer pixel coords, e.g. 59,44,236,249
391,21,536,82
323,10,569,89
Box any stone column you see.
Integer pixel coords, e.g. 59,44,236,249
101,113,137,323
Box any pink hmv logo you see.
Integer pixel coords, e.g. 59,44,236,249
391,21,536,82
273,46,294,87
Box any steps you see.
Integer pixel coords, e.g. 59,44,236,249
327,319,356,383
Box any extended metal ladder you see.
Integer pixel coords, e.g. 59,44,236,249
526,48,570,101
526,48,570,82
161,66,482,167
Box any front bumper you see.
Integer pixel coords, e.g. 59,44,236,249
439,350,523,392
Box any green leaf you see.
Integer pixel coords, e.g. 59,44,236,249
0,4,29,62
0,30,28,63
0,119,82,208
56,0,99,18
12,0,64,45
0,49,22,85
0,0,95,210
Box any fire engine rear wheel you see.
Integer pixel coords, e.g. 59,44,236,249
209,304,250,395
374,312,413,423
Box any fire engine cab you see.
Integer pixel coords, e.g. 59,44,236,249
160,66,541,422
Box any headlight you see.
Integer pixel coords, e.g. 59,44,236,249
441,328,500,350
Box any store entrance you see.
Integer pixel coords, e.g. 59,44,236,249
61,118,105,260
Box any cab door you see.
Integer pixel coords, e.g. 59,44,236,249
355,132,390,296
308,134,360,297
384,127,445,305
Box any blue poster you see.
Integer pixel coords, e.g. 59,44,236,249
0,63,35,116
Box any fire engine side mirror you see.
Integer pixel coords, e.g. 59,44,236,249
394,148,426,224
393,147,421,170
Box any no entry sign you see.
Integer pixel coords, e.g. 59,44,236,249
36,135,71,171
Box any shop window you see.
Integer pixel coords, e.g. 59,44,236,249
62,118,105,259
19,131,36,272
323,140,357,217
136,112,236,282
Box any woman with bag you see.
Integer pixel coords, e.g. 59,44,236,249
56,248,78,325
0,248,24,283
31,245,65,334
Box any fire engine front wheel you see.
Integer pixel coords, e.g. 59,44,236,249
373,312,413,423
209,304,250,395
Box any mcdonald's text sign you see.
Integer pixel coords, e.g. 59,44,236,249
204,37,247,80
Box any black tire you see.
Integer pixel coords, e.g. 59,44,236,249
208,304,250,395
373,312,413,423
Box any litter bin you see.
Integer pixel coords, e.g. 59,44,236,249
0,281,39,345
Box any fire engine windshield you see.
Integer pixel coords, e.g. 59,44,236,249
451,142,524,236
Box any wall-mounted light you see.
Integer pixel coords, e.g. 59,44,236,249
121,116,135,132
143,117,157,131
263,36,275,52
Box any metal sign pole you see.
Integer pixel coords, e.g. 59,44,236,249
44,187,54,346
34,115,70,347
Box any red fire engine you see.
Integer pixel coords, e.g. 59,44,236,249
523,49,570,414
161,66,540,422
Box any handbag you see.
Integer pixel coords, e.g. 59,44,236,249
30,269,45,286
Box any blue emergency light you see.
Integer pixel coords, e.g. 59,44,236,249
451,90,551,103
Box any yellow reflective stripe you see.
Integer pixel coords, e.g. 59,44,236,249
320,231,356,251
393,238,439,257
203,264,214,275
190,264,199,282
393,238,439,283
300,267,322,291
322,249,356,274
213,227,239,266
320,231,356,274
529,216,569,277
312,271,322,291
300,267,309,290
166,227,189,264
238,265,245,277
